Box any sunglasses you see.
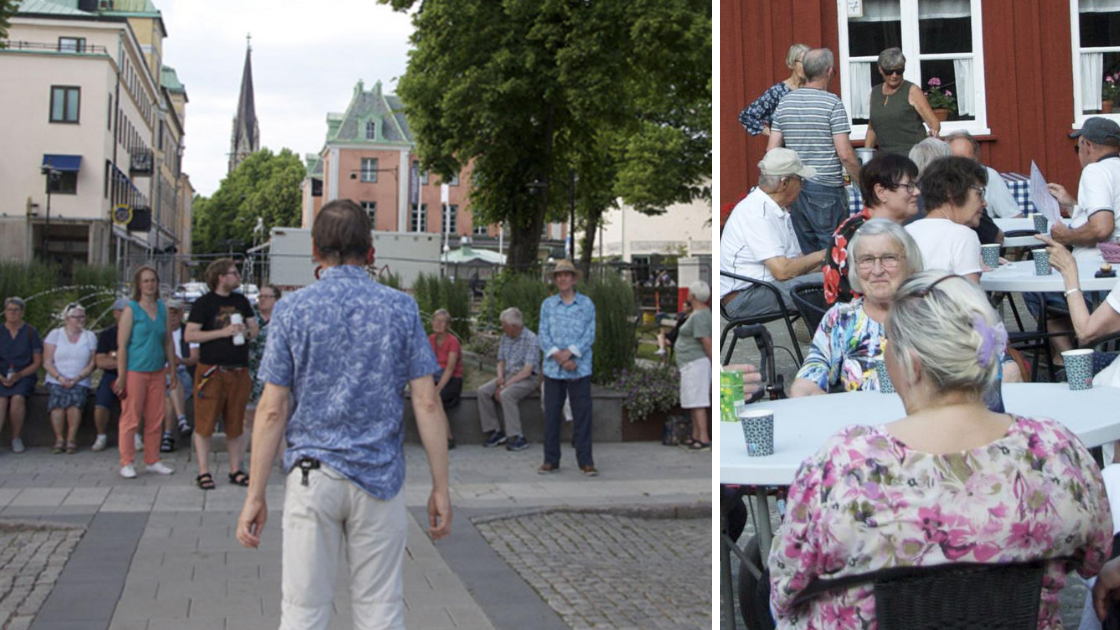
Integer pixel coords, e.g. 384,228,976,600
882,67,905,76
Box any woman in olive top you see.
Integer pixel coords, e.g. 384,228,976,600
115,266,178,479
864,48,941,157
675,281,713,452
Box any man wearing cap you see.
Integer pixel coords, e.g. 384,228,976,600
720,148,827,321
92,298,127,452
538,260,597,476
768,47,863,253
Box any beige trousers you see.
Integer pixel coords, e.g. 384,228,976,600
477,376,537,437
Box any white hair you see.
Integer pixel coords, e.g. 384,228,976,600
908,137,951,177
63,303,85,320
688,280,711,303
886,271,1002,395
786,43,810,69
499,307,523,326
432,308,451,321
846,219,924,294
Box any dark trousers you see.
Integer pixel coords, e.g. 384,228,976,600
543,376,593,468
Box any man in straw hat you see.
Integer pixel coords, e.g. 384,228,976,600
538,259,597,476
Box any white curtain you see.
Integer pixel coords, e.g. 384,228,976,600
1083,52,1105,111
851,0,901,22
1080,0,1120,12
918,0,971,19
952,58,974,116
850,62,873,119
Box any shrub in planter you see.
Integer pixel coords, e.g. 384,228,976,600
607,363,680,422
585,273,637,383
412,272,472,343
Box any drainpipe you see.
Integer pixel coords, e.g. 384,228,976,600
111,31,122,274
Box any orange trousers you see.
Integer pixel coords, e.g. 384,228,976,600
118,369,167,467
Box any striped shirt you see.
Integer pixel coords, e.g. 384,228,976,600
771,88,851,187
498,327,540,375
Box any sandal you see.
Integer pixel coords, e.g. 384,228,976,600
65,441,77,454
52,441,64,454
196,473,215,490
229,470,250,487
678,438,699,449
687,440,711,452
160,433,175,453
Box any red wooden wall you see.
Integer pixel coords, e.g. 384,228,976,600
721,0,1083,209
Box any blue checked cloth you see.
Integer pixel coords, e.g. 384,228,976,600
845,172,1036,216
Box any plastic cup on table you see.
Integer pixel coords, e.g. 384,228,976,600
738,408,774,457
981,244,1001,269
874,358,895,393
1032,213,1048,234
1062,349,1094,391
1032,249,1052,276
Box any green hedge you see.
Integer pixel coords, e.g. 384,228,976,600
584,273,637,383
0,261,120,337
412,272,472,343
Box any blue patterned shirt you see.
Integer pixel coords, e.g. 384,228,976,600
258,265,439,500
498,327,540,375
538,292,595,380
739,81,792,136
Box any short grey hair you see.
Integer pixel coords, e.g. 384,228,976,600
877,47,905,70
3,297,25,312
945,130,981,162
802,48,834,82
847,219,924,294
908,137,951,177
757,173,783,190
886,271,1002,395
432,308,451,321
688,280,711,304
786,43,810,69
499,307,523,326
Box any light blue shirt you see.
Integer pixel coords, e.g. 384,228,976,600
538,291,595,380
258,265,439,500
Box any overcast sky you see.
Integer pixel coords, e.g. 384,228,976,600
157,0,414,197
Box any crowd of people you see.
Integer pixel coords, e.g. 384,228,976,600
727,42,1120,628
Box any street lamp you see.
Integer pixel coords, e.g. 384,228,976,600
40,165,60,262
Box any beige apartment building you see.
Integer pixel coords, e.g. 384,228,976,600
0,0,192,283
300,80,568,253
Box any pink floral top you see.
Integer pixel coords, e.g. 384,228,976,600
769,417,1113,630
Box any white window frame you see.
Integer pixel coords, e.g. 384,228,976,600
836,0,989,140
361,201,376,227
473,222,489,236
360,157,378,183
1070,0,1120,128
444,204,458,234
411,203,428,232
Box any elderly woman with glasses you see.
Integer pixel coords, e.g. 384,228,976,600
793,219,923,396
738,43,810,136
864,47,941,157
771,272,1112,630
42,303,97,454
905,155,989,282
824,154,921,305
0,297,43,453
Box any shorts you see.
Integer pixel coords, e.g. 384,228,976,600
678,356,712,409
94,373,119,409
47,383,90,411
193,364,252,439
167,367,193,396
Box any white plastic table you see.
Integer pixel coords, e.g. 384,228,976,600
993,217,1072,248
979,253,1118,293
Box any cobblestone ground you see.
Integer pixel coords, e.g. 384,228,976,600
0,521,84,630
476,512,710,630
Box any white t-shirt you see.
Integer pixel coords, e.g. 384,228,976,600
44,328,97,388
171,327,199,361
720,187,804,296
984,166,1022,219
1070,157,1120,259
905,218,983,276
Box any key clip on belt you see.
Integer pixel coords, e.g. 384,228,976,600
298,457,320,486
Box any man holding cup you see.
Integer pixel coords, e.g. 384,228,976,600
185,259,258,491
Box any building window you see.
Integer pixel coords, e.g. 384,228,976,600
366,120,376,140
837,0,987,138
443,173,460,186
104,160,111,199
107,95,112,130
1072,0,1120,123
473,222,489,236
413,160,429,185
360,158,378,183
411,203,428,232
158,120,164,150
59,37,85,53
361,201,376,227
50,86,80,123
49,171,78,195
443,204,458,233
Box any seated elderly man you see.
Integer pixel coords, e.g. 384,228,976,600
721,148,826,320
477,307,539,452
946,130,1022,219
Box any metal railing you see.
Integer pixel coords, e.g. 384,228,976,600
0,41,110,55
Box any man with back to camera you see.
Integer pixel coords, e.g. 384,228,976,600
236,199,451,629
185,259,258,490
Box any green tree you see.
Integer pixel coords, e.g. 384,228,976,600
0,0,16,46
191,149,305,256
382,0,710,275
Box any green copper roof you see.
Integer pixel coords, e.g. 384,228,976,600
15,0,92,16
161,65,185,92
306,154,323,177
328,80,413,146
108,0,158,11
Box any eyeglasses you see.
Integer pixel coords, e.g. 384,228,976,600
969,185,987,198
896,182,918,194
855,254,903,270
260,294,277,300
68,315,85,320
882,67,905,76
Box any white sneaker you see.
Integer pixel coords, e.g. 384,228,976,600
91,435,108,452
119,464,137,479
146,462,174,475
134,435,143,451
11,439,24,454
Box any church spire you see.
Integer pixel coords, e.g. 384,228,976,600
228,35,260,174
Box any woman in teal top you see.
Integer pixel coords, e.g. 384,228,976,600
114,266,178,479
864,48,941,157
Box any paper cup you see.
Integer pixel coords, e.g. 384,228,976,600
981,244,1001,269
874,358,895,393
738,408,774,457
1032,249,1052,275
1032,213,1048,234
1063,349,1094,391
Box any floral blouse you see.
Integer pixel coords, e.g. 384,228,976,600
769,418,1113,630
795,299,883,393
823,210,869,306
740,82,793,136
248,312,269,402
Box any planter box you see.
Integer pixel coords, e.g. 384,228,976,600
622,406,692,442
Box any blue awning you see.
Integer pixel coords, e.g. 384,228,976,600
41,154,82,172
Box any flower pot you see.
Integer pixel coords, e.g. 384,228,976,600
1104,100,1115,114
932,108,951,122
